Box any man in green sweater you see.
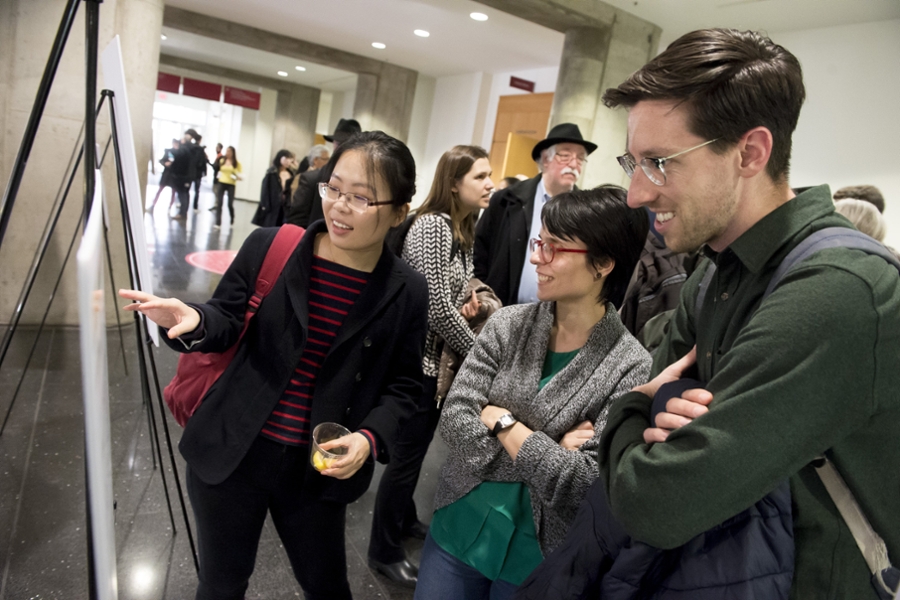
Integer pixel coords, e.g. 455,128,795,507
598,28,900,599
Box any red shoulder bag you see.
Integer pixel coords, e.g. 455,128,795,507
163,224,305,426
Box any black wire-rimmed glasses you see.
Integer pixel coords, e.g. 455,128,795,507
318,182,393,213
616,138,719,186
529,238,588,263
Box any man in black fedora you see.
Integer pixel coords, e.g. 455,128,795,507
474,122,597,306
286,118,362,227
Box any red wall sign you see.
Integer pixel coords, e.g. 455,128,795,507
157,72,180,93
182,77,222,101
509,76,535,92
224,86,261,110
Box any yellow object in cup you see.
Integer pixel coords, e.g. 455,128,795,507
311,422,350,472
312,450,335,472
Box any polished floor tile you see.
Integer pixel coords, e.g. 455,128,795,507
0,177,447,599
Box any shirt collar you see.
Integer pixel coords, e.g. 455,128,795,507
535,179,551,205
714,184,835,273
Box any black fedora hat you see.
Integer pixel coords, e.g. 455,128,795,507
531,123,597,161
324,118,362,143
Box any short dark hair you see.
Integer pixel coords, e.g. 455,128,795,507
834,185,885,213
541,186,649,308
322,131,416,209
603,28,805,183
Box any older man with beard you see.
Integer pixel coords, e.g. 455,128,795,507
474,123,597,306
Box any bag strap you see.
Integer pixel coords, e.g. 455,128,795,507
765,227,900,298
439,213,460,263
812,455,896,595
242,224,305,330
695,226,899,586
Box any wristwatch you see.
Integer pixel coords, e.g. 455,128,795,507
490,413,517,437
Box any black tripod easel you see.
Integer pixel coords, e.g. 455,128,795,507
102,88,199,573
0,0,198,594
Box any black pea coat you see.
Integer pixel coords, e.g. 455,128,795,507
285,168,325,228
167,221,429,505
473,175,541,307
252,168,288,227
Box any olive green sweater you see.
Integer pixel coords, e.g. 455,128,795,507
600,185,900,600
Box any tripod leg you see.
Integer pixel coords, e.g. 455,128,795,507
102,224,128,376
105,89,178,534
145,340,200,573
0,212,84,436
132,315,175,530
0,0,81,248
0,96,105,432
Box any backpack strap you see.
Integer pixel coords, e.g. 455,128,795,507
812,455,898,597
764,227,900,299
246,224,305,320
730,226,899,591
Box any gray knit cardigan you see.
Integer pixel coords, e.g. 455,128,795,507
435,301,651,553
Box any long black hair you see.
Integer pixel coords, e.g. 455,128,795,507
541,185,648,308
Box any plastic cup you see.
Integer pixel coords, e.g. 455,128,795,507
311,422,350,472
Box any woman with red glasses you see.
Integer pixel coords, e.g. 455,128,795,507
414,186,651,600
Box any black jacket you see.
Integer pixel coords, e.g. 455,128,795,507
515,472,793,600
167,144,193,184
168,222,429,504
253,168,288,227
285,168,325,228
473,175,542,307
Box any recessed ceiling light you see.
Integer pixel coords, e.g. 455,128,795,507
160,34,168,40
277,71,288,77
372,42,386,49
414,29,430,38
295,65,306,72
470,12,488,21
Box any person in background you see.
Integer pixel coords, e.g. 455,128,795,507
289,144,331,211
253,149,295,227
118,130,428,600
367,145,495,588
213,146,241,228
496,176,521,191
308,144,331,172
474,123,597,306
834,198,886,241
171,129,196,221
286,119,362,228
414,187,651,600
834,184,885,214
190,133,209,211
147,138,179,213
211,142,224,183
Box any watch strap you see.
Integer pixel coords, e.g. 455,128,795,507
491,413,517,437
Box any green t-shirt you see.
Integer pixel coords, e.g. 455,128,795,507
430,347,581,584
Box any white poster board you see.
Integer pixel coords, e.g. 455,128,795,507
101,36,158,345
77,174,118,600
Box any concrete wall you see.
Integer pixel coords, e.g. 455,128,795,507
243,89,276,202
406,75,436,207
773,20,900,247
416,72,486,208
0,0,164,326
